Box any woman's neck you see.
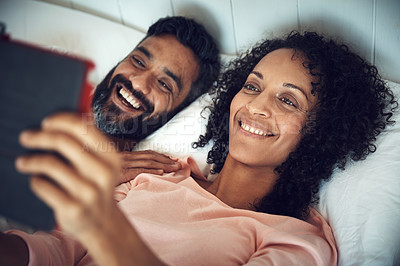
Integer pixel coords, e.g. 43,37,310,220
203,154,279,210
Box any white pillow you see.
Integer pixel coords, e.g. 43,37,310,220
316,80,400,265
133,93,214,178
0,0,146,87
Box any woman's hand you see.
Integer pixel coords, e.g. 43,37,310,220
16,113,120,237
15,112,165,266
119,150,182,184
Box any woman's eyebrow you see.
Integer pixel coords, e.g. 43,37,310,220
250,71,263,79
250,71,310,101
283,83,309,101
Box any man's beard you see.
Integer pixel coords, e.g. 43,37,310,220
91,69,174,141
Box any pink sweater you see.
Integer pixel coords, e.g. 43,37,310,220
9,158,337,265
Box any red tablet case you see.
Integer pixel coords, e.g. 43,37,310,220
0,32,94,230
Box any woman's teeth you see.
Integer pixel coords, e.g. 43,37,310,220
240,122,272,136
119,87,141,109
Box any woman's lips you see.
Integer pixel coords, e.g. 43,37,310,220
239,120,275,137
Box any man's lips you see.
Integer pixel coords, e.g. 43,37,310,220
115,84,146,112
238,120,275,137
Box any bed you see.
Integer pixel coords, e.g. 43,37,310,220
0,1,399,265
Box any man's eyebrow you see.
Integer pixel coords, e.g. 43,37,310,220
164,68,182,92
136,46,152,59
283,83,309,100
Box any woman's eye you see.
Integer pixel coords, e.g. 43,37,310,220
279,97,298,108
243,83,260,93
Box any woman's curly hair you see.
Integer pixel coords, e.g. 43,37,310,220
193,31,397,220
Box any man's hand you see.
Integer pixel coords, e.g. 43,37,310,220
119,150,182,184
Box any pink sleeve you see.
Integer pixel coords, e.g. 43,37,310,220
114,182,132,202
245,236,336,265
246,209,337,265
6,229,88,266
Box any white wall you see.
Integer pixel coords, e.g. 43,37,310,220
3,0,400,82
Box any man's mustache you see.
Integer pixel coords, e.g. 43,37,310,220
109,74,155,114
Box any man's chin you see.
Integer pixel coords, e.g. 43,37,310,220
95,117,149,141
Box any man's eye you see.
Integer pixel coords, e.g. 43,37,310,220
159,80,172,93
243,83,260,93
131,56,145,68
279,97,297,108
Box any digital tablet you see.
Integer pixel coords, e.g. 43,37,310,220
0,29,94,230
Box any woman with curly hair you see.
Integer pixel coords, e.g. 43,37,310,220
1,31,396,265
194,30,397,220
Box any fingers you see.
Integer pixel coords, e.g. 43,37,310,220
29,174,107,234
29,174,75,215
116,150,181,184
41,112,120,169
15,112,123,238
15,153,109,202
121,159,181,172
19,130,116,190
121,150,181,171
122,150,178,164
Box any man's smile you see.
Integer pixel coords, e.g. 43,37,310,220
114,83,147,113
118,86,142,110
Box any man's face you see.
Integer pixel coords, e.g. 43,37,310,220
92,34,199,140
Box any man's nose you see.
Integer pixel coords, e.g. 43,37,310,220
129,74,151,95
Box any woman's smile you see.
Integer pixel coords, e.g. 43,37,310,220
238,119,275,137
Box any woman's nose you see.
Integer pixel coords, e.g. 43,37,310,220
245,96,272,118
129,74,151,95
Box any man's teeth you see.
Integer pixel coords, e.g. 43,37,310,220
240,122,272,136
119,88,141,109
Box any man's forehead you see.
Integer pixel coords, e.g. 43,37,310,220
134,35,179,55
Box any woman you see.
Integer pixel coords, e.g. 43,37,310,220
2,31,396,265
194,31,397,219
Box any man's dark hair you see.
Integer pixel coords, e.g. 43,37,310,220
143,16,220,115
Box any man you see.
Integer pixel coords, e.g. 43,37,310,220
0,17,221,263
91,16,220,152
0,16,219,231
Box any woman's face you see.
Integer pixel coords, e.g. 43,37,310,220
229,48,318,169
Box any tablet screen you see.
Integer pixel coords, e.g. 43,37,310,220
0,36,94,230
